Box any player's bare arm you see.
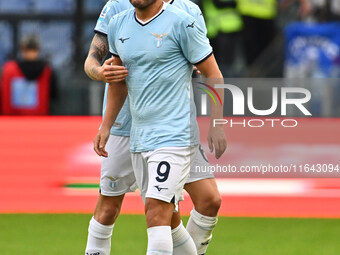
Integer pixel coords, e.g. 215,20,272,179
84,33,128,83
196,54,227,159
93,57,128,157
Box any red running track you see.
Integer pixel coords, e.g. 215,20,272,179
0,116,340,217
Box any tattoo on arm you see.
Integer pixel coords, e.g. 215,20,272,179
86,33,109,80
89,33,109,64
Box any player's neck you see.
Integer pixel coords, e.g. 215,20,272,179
135,0,164,22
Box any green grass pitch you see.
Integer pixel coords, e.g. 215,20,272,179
1,214,340,255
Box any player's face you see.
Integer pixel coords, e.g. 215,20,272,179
130,0,157,9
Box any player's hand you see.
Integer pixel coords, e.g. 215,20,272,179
98,57,128,83
208,126,227,159
93,127,110,157
194,66,201,75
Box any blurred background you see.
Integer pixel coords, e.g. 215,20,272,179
1,0,340,115
1,1,340,254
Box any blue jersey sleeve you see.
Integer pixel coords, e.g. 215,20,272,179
177,15,212,65
94,1,121,35
190,5,207,35
108,18,119,56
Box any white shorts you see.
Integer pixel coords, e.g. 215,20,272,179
186,144,214,183
100,135,214,197
100,135,137,196
131,146,198,210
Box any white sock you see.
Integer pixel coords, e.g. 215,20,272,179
147,226,173,255
85,217,114,255
186,209,218,255
172,221,197,255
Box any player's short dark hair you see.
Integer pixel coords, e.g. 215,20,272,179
20,34,40,50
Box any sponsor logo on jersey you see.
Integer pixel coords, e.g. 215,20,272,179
119,37,130,43
186,21,195,28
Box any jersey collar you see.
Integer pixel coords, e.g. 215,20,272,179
134,1,168,26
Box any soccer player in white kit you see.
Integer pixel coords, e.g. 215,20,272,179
84,0,226,254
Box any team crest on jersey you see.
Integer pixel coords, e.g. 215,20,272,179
151,33,168,48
